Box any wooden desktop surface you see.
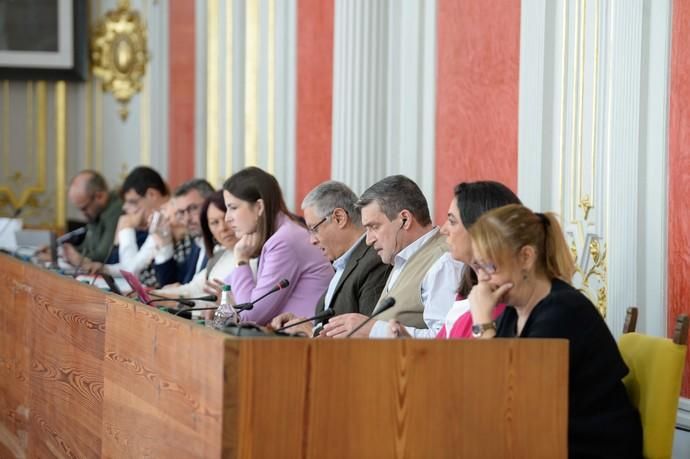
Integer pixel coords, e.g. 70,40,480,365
0,254,568,458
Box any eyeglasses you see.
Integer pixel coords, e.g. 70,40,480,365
308,216,329,235
175,203,201,220
308,209,339,235
469,260,497,275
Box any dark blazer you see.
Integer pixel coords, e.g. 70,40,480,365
154,242,208,286
313,237,391,326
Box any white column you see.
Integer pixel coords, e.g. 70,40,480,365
605,0,644,335
331,0,437,198
331,0,389,194
518,0,671,336
639,0,671,337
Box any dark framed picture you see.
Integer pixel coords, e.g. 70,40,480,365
0,0,87,81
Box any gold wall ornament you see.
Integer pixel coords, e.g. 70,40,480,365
578,194,593,220
567,194,609,318
91,0,149,120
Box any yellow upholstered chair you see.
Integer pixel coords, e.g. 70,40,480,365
619,307,689,459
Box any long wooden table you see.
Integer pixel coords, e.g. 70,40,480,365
0,254,568,458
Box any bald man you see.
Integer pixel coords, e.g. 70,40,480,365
64,170,122,264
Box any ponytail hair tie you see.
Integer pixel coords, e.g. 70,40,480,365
536,212,550,227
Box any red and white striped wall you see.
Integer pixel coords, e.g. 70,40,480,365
165,0,690,399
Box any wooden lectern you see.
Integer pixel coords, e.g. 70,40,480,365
0,254,568,458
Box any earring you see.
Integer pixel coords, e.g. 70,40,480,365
521,269,528,281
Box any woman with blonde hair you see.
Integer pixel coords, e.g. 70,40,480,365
468,204,641,458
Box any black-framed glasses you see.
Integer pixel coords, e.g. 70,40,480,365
308,208,339,235
308,216,329,235
175,203,201,220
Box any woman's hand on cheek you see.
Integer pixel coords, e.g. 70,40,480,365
468,280,513,324
233,233,260,262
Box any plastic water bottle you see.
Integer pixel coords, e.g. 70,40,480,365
212,285,238,329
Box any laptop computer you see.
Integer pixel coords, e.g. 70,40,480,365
14,229,57,261
119,270,153,305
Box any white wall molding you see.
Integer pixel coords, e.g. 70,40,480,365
639,0,671,337
332,0,437,200
198,0,296,202
605,0,644,335
518,0,671,335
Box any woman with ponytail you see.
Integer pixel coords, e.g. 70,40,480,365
467,204,641,458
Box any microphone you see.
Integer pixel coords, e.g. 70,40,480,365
172,305,220,316
148,294,218,308
230,278,290,313
57,226,87,244
274,308,336,333
345,297,397,338
221,278,290,326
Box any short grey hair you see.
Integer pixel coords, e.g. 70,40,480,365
174,178,214,199
356,175,431,226
301,181,361,226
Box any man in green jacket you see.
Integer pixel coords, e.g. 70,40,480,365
63,170,122,265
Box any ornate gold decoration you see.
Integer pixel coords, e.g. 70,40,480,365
91,0,149,120
0,82,47,212
570,201,609,318
578,195,593,220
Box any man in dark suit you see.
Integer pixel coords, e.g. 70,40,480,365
153,178,214,286
270,181,390,336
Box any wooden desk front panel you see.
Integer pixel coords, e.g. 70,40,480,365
0,255,568,458
225,339,568,459
101,297,228,458
0,257,106,458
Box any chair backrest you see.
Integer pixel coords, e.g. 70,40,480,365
619,308,689,459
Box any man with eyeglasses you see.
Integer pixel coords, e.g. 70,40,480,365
321,175,463,338
61,170,122,264
270,181,390,336
153,178,215,286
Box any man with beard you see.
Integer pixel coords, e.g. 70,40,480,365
63,170,122,265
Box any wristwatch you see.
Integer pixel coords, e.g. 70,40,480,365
236,260,249,267
471,321,497,338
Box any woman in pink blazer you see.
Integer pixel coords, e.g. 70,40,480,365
222,167,333,325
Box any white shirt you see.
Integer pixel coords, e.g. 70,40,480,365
369,228,464,338
324,234,365,309
195,240,207,274
157,248,237,298
104,228,157,276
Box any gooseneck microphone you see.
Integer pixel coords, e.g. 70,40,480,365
345,297,397,338
57,226,87,244
148,294,218,308
172,305,220,316
231,278,290,312
221,278,290,326
275,308,336,333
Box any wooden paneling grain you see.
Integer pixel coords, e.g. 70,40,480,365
1,254,568,458
224,339,568,459
0,261,29,459
27,266,106,459
101,296,226,458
